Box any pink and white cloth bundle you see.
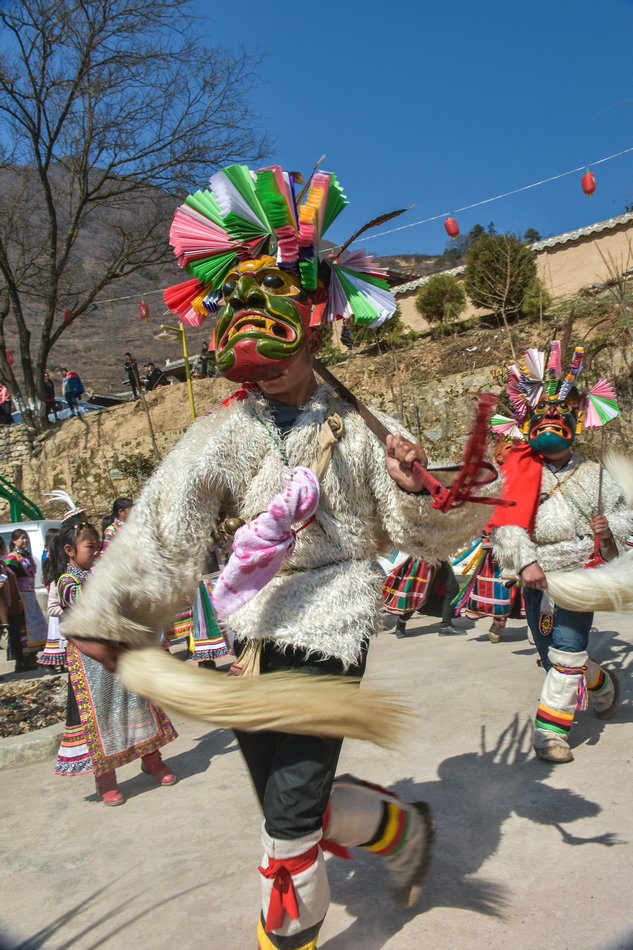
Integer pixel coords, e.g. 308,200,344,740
212,467,320,619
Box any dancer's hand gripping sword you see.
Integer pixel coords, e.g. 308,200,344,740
313,360,513,512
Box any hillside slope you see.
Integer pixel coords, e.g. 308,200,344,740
5,293,631,525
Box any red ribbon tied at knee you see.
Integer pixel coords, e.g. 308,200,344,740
258,845,319,931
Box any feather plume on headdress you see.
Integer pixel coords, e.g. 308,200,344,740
45,490,85,523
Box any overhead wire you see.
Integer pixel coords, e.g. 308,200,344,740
88,143,633,308
344,144,633,247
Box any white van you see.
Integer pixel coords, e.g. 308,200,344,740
0,519,62,610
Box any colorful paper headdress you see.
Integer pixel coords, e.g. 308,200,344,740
490,413,525,441
505,341,619,431
164,163,399,330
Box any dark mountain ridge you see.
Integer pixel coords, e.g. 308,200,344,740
0,165,434,393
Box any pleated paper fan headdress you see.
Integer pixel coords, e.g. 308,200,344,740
505,340,620,432
490,413,525,441
164,162,404,331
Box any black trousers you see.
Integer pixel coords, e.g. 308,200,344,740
7,613,24,665
127,372,139,398
234,640,367,841
396,559,459,628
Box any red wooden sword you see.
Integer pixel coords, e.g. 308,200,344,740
313,359,513,511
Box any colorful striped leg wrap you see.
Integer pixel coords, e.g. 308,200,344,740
322,775,433,907
257,917,320,950
362,798,411,856
257,826,326,950
533,648,588,752
586,656,619,717
322,775,399,851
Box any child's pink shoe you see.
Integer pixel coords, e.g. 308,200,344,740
96,769,125,806
141,751,177,786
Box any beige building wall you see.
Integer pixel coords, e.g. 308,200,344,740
396,214,633,331
397,293,431,332
536,224,633,298
397,282,487,330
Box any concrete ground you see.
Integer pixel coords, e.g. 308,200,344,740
2,610,633,950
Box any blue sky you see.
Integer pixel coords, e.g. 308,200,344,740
196,0,633,257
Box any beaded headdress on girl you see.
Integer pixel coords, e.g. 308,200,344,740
497,341,619,435
163,162,401,330
44,490,86,523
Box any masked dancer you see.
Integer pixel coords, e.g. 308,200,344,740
490,341,633,763
63,162,493,947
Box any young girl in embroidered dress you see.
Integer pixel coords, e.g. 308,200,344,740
53,518,178,805
100,497,134,553
38,528,67,672
4,528,47,662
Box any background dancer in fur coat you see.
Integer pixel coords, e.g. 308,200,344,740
63,162,494,949
490,340,633,764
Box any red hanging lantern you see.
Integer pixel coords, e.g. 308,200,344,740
5,350,13,366
139,300,150,321
581,168,596,197
444,216,460,239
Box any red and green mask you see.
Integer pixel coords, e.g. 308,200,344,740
505,341,620,450
164,164,399,369
214,256,318,382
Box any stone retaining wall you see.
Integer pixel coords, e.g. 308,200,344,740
0,424,47,496
0,352,630,523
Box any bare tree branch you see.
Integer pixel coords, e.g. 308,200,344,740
0,0,269,430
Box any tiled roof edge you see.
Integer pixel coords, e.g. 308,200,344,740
529,210,633,251
395,265,465,295
394,211,633,295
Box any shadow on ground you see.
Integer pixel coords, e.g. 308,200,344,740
322,714,621,949
2,673,628,950
4,878,193,949
80,727,238,805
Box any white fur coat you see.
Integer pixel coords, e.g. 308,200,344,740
492,453,633,576
65,384,491,666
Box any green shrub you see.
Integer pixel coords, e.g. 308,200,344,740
415,273,467,323
464,233,537,318
521,278,552,320
318,326,348,365
116,452,156,481
432,317,476,337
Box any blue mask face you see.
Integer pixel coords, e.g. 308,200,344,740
527,400,577,456
529,430,571,454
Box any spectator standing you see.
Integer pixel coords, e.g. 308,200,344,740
43,372,58,419
144,362,166,392
4,528,47,665
61,368,84,416
199,342,209,378
341,324,355,349
0,384,13,425
123,352,140,399
38,528,66,673
0,538,27,672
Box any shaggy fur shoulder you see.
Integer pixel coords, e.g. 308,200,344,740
492,454,633,575
64,383,493,665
